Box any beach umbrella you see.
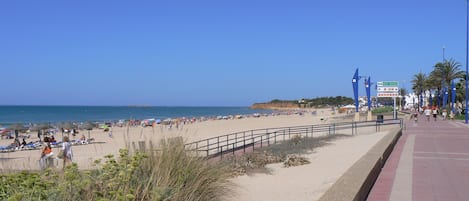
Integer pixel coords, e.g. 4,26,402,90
81,122,96,140
8,123,27,131
58,122,77,139
59,122,77,130
30,123,52,141
8,124,27,139
30,123,52,131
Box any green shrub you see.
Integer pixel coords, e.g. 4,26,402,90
372,106,394,114
0,138,232,201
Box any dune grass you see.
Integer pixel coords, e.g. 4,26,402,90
0,138,232,201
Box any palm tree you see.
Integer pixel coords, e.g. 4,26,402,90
426,72,441,106
433,59,465,87
412,72,427,110
431,59,464,108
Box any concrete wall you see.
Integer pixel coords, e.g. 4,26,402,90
318,127,402,201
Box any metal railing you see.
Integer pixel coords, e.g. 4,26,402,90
184,119,403,159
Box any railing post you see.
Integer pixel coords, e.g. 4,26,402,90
288,128,291,139
261,136,263,148
206,139,209,156
283,129,285,141
220,145,223,159
274,132,277,144
355,122,358,134
235,133,238,148
252,138,255,151
217,137,220,154
267,133,270,146
243,138,246,153
232,143,235,156
312,125,314,138
333,123,336,135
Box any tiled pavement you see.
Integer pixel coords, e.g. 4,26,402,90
367,116,469,201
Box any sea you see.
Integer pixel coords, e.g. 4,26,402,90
0,106,271,125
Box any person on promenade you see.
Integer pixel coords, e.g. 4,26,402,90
424,107,431,121
442,109,447,120
432,107,438,121
62,136,73,169
413,109,418,122
39,142,54,169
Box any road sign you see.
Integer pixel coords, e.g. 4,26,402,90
377,81,399,97
377,81,399,87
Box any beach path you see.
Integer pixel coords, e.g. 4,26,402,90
367,117,469,201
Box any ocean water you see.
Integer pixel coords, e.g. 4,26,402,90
0,106,271,125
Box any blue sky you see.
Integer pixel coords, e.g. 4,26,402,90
0,0,467,106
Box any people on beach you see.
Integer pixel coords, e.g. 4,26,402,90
62,136,73,169
39,142,54,169
37,130,42,142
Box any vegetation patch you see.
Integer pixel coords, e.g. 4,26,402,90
225,134,349,175
0,138,232,201
372,106,394,114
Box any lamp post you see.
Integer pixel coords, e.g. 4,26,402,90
443,46,446,61
464,0,469,124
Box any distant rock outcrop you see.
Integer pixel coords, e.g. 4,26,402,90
251,96,354,110
250,102,299,109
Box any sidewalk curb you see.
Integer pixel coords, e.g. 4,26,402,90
318,127,402,201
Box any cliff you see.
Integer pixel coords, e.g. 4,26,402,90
250,102,299,109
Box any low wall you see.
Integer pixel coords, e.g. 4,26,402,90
318,127,402,201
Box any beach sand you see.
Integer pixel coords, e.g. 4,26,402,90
0,108,399,201
226,129,391,201
0,108,338,170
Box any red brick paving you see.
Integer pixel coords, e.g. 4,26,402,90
367,117,469,201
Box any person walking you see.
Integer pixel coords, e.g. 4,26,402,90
424,107,431,121
62,136,73,169
432,107,438,121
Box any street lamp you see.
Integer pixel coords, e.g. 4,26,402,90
464,0,469,124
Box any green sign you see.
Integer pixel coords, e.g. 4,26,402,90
377,81,399,87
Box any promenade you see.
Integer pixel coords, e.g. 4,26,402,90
367,115,469,201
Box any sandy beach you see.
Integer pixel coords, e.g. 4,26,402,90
227,129,391,201
0,108,337,170
0,109,399,201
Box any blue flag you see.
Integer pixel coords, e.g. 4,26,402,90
451,81,456,114
366,76,371,110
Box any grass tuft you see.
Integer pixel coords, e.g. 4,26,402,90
0,138,232,201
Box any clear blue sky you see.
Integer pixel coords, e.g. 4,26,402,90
0,0,466,106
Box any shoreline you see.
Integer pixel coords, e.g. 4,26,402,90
0,108,340,170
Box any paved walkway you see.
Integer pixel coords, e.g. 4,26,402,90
367,115,469,201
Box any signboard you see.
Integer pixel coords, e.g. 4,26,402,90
377,81,399,87
377,81,399,97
